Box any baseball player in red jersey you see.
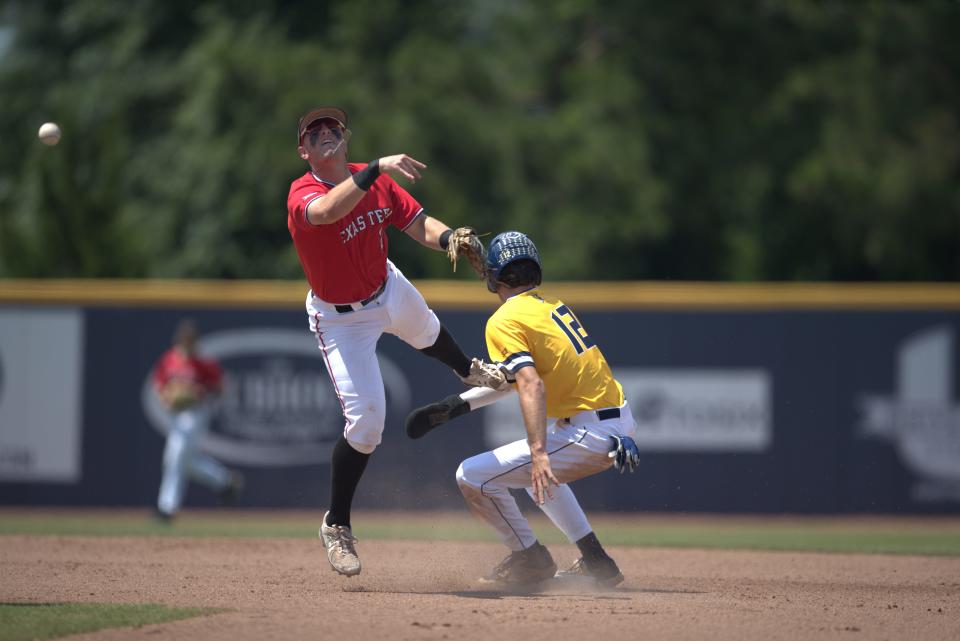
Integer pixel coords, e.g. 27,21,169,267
287,107,507,577
152,319,243,523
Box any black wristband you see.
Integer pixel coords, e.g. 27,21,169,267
352,159,381,191
439,229,453,250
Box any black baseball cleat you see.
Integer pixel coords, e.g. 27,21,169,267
479,541,558,586
153,508,174,525
555,555,625,588
219,472,244,506
405,394,470,439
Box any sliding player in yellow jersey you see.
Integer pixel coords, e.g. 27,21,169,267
405,231,640,588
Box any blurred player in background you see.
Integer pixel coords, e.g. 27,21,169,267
404,231,641,588
152,319,243,523
287,106,507,577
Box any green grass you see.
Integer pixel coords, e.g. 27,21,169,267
0,514,310,539
359,520,960,556
589,526,960,556
2,511,959,556
0,603,221,641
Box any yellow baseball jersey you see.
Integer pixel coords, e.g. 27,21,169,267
485,289,624,419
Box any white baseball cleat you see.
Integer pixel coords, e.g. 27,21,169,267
319,511,361,577
459,358,511,391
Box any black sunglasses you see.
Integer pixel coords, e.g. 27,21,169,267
307,125,345,146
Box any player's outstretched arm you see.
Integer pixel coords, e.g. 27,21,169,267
405,387,515,439
305,155,424,226
404,214,449,251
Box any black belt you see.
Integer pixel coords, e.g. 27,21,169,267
561,407,621,424
334,279,387,314
596,407,620,421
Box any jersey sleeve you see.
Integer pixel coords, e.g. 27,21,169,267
200,358,224,392
287,181,329,230
382,175,424,231
485,315,534,377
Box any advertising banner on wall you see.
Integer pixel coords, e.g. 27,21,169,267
857,325,960,503
0,302,958,514
486,369,772,452
0,308,84,482
140,327,411,467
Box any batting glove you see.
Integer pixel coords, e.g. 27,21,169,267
608,435,640,474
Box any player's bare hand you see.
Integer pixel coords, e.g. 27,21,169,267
530,451,559,505
379,154,426,183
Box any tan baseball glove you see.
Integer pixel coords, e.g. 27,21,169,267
161,381,201,411
446,227,487,279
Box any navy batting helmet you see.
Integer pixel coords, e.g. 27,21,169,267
485,231,542,293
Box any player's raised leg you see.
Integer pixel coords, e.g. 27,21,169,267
187,453,240,503
383,263,507,389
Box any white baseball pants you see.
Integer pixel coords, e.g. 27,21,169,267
307,260,441,453
157,404,232,515
456,402,636,551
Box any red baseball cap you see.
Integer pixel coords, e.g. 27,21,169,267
298,107,348,143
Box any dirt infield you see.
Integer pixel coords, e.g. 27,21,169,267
2,522,959,641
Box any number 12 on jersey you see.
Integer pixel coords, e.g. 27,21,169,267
551,304,595,354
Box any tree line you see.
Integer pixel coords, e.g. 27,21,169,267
1,0,957,281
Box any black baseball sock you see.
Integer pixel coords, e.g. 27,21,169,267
419,325,471,377
575,531,609,560
326,436,371,528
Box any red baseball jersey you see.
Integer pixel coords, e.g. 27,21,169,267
152,348,223,399
287,163,424,304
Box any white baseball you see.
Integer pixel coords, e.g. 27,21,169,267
38,122,61,146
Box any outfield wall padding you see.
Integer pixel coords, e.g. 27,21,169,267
1,280,958,513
